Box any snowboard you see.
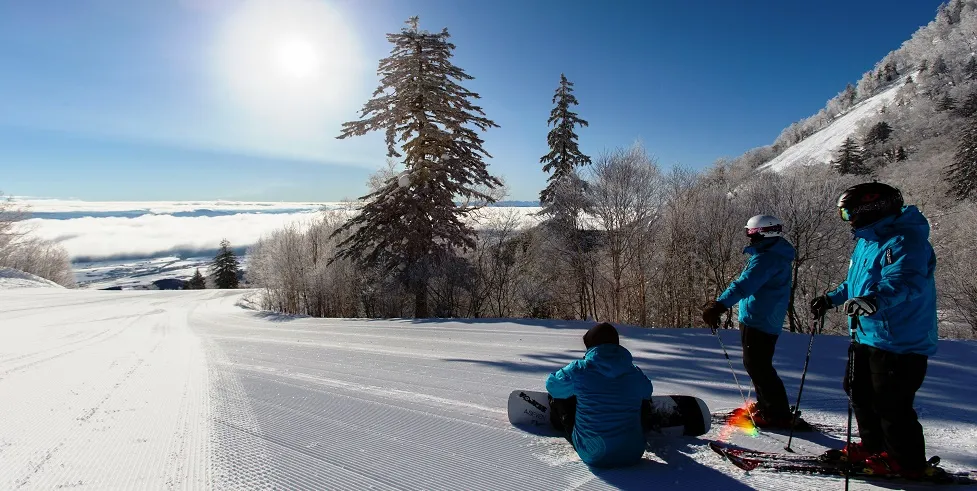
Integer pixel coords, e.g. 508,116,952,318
507,390,711,438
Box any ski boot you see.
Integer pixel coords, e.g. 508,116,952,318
820,442,877,465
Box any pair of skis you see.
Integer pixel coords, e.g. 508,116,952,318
708,440,977,485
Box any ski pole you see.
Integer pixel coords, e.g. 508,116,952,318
785,314,823,452
714,310,756,428
844,315,860,491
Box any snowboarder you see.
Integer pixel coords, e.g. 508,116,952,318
810,182,938,479
701,215,797,429
545,322,654,468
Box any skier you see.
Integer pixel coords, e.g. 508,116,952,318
810,182,939,479
701,215,800,429
545,322,654,468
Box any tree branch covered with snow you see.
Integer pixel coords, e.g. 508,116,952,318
0,193,74,287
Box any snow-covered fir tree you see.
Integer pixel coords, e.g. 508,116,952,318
187,268,206,290
210,239,240,289
959,92,977,118
931,55,950,78
937,93,958,112
864,121,893,146
538,73,591,226
946,108,977,201
965,56,977,80
831,136,868,175
331,16,501,318
841,83,857,108
862,121,895,170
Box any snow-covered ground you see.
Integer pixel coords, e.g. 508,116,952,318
756,79,907,174
0,267,65,289
1,288,975,490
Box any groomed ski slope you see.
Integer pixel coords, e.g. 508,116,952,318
1,288,976,490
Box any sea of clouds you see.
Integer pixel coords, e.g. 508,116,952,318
17,199,329,261
14,199,541,262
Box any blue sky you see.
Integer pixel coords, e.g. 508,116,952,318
0,0,945,202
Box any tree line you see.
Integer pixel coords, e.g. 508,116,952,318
248,15,977,339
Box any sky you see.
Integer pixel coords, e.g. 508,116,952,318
0,0,947,202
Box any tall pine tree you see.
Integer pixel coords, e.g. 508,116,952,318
539,74,591,226
946,107,977,201
331,17,500,318
831,136,868,175
211,239,240,289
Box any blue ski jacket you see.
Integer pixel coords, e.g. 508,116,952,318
717,237,796,335
545,344,653,468
826,206,938,356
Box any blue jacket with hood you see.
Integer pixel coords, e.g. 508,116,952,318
717,236,796,335
826,205,938,356
545,344,653,467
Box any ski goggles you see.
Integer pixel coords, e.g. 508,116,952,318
745,225,782,236
839,208,853,221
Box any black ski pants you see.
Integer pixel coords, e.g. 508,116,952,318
845,343,928,471
740,325,791,419
548,395,655,445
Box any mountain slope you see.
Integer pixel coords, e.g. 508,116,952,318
736,0,977,183
757,79,906,173
2,288,976,489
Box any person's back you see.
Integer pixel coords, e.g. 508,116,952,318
546,323,653,467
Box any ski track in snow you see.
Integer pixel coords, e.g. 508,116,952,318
2,290,977,489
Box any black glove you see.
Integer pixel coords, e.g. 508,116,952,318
843,296,878,317
810,295,832,319
701,300,728,329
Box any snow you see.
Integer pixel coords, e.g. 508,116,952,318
756,80,906,173
2,288,976,489
0,267,65,289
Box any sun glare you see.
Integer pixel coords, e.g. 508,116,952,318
212,0,363,127
275,38,321,80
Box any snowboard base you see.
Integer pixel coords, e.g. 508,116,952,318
507,390,710,438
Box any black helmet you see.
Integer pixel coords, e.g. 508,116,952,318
836,182,904,228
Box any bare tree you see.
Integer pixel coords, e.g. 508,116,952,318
0,193,29,265
933,202,977,337
0,193,74,287
588,143,665,324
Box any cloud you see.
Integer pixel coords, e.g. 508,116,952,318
25,210,323,261
17,200,543,262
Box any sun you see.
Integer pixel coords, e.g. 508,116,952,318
212,0,363,125
274,37,321,80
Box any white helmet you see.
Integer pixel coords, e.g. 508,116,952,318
745,214,785,238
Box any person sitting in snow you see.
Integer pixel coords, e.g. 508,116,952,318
545,322,654,468
701,214,802,430
810,182,940,479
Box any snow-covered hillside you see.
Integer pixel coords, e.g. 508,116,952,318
1,289,975,489
756,80,906,173
0,267,66,289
